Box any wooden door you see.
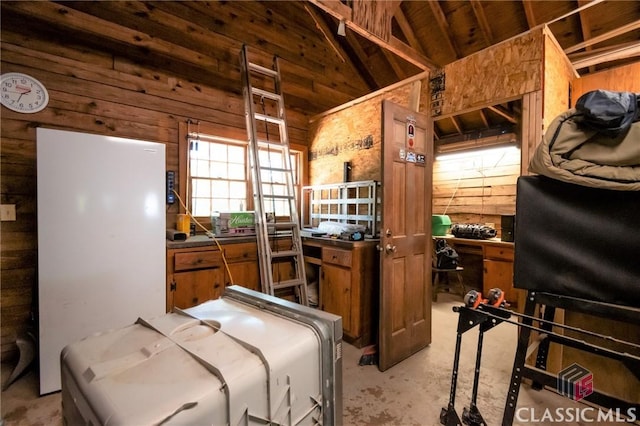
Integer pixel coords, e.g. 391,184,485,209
321,263,353,335
379,100,433,371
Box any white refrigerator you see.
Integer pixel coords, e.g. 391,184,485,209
36,128,166,394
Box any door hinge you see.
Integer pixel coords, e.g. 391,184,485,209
170,280,177,292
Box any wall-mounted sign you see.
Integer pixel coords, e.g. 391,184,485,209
406,116,416,148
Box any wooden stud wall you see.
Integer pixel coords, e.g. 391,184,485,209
0,29,309,362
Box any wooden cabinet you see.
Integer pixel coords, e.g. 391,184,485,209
314,241,378,348
166,240,260,311
483,245,517,303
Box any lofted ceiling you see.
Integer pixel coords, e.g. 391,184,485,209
2,0,639,131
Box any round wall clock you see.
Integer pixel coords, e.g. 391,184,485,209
1,72,49,113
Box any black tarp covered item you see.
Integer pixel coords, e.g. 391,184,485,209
575,89,638,136
514,176,640,308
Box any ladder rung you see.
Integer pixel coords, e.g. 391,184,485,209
272,279,306,290
252,87,282,102
260,166,291,173
257,139,285,147
270,250,302,259
268,221,297,228
254,112,284,125
249,62,278,78
262,194,295,200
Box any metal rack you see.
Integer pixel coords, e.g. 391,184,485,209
301,180,380,238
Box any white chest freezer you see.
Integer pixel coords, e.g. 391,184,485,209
61,286,343,425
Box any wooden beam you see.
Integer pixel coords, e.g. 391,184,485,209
309,0,438,71
351,0,400,42
343,30,384,89
479,109,490,129
577,0,596,73
450,116,463,135
393,7,427,56
564,19,640,54
470,0,493,45
546,0,606,26
522,0,537,28
570,41,640,69
382,49,406,81
488,105,518,124
304,4,346,63
428,0,461,59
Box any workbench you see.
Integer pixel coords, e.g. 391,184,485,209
436,236,521,306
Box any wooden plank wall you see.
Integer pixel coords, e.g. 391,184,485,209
0,29,309,362
571,61,640,103
432,147,520,236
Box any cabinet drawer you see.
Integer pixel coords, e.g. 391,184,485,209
223,242,258,263
322,247,352,268
484,245,514,261
174,250,222,271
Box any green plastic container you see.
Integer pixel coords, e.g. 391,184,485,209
432,215,451,236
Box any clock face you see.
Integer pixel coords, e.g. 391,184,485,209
1,72,49,113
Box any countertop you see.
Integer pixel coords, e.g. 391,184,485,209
166,234,257,249
167,234,380,250
436,234,514,248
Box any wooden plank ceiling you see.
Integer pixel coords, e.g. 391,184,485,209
2,0,638,138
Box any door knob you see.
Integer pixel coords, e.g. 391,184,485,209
385,244,396,253
376,244,384,252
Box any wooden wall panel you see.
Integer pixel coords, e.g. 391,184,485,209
0,30,308,362
308,83,423,185
542,28,577,131
440,28,544,114
571,61,640,103
432,147,520,237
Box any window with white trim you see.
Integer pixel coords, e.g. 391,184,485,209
186,133,302,219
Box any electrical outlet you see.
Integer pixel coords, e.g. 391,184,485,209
0,204,17,221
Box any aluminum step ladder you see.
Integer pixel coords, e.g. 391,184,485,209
240,45,308,306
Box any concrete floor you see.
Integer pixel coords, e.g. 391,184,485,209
0,293,601,425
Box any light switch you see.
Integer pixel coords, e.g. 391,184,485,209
0,204,17,221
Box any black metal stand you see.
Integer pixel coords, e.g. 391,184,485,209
442,290,640,426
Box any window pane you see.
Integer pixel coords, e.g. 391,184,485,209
228,145,245,163
228,163,245,180
210,161,227,179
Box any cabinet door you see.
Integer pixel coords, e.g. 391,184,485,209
321,264,352,335
226,261,260,292
483,259,515,302
171,268,224,309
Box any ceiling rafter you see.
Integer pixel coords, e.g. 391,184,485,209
393,6,427,56
342,30,386,89
522,1,537,28
381,49,407,80
303,3,347,63
576,0,596,73
569,41,640,69
470,0,493,46
488,106,518,124
479,110,490,128
564,19,640,54
308,0,437,71
450,116,463,135
428,1,461,59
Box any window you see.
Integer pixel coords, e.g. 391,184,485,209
190,139,247,216
180,127,304,221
